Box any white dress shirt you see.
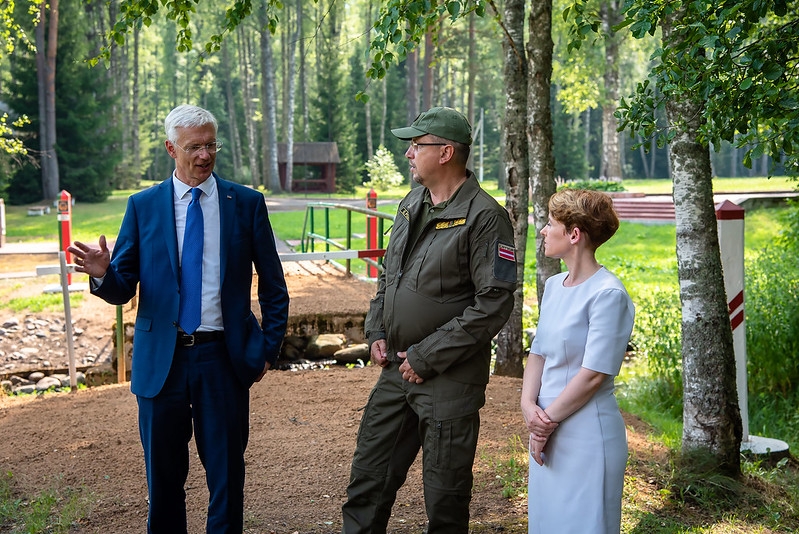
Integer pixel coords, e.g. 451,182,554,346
173,175,224,332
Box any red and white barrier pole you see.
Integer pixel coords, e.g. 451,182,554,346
716,200,748,436
716,199,789,458
57,190,73,285
366,188,378,278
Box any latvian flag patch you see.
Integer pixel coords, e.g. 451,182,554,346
497,242,516,262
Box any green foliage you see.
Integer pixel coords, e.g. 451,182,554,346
363,146,404,191
310,1,359,194
746,204,799,395
366,0,484,80
671,449,746,509
557,178,626,192
611,0,799,175
4,0,121,204
0,472,93,534
749,389,799,452
625,287,683,415
552,93,591,181
95,0,278,65
0,0,34,58
0,113,29,157
5,292,82,314
483,434,528,501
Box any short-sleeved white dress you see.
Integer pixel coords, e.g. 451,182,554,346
527,267,634,534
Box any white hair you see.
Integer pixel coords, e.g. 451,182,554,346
164,105,218,143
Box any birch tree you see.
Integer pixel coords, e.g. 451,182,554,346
662,6,742,474
493,0,529,377
237,24,260,187
258,0,280,192
527,0,561,307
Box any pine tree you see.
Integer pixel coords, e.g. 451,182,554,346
6,0,121,204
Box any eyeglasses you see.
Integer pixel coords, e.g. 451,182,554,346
173,141,223,155
410,141,447,152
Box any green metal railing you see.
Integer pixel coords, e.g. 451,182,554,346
300,202,394,277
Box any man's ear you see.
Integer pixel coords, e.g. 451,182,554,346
165,140,177,159
439,144,454,164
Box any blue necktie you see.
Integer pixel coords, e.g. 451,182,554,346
179,187,203,334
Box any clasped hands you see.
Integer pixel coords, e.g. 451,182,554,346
369,340,424,384
523,403,559,466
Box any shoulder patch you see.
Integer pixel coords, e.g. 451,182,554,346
435,218,466,230
494,240,517,283
400,207,410,221
497,242,516,262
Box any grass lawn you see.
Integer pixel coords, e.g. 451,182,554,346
1,176,793,249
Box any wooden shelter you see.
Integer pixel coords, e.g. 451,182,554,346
278,142,340,193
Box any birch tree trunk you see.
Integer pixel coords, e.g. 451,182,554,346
259,2,280,193
223,42,243,180
494,0,528,378
298,0,308,141
380,77,387,147
283,0,299,193
527,0,560,304
663,9,742,477
406,47,419,187
132,24,141,187
600,0,623,182
364,0,373,159
237,25,260,187
422,32,433,111
466,12,476,171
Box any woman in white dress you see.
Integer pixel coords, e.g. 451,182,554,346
522,189,635,534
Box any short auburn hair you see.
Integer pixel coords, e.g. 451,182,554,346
548,189,620,250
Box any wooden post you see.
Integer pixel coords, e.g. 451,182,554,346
116,305,127,383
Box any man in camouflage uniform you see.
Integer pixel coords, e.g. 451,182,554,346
341,107,517,534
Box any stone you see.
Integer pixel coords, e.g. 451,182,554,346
2,318,19,329
51,373,69,387
28,371,45,382
305,334,346,359
333,344,369,365
13,384,35,395
36,376,62,391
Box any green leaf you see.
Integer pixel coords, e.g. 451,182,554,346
446,1,460,18
763,62,783,81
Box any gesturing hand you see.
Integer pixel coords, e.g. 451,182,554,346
68,236,111,278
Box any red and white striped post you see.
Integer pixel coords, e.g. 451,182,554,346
716,199,789,458
366,189,378,278
57,190,73,285
716,200,748,436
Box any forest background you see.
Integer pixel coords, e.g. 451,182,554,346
0,0,784,205
1,0,799,505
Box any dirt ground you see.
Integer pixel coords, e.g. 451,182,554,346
0,253,665,533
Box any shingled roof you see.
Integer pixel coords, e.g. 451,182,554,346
277,142,340,164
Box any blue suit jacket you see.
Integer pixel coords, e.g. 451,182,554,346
93,174,289,398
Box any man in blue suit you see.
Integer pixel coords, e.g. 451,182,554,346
69,104,289,533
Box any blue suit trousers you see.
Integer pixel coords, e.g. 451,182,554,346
137,339,249,534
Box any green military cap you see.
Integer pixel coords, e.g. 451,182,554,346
391,107,473,146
